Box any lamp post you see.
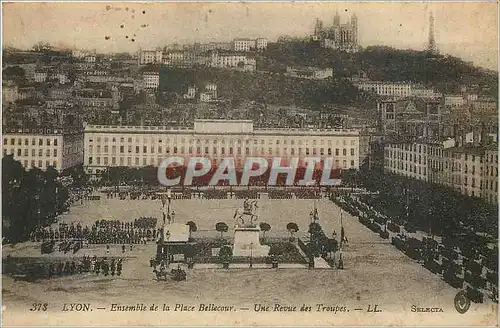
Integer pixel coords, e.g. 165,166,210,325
165,230,171,266
249,242,253,268
158,189,172,261
161,189,172,226
167,189,172,224
35,193,41,229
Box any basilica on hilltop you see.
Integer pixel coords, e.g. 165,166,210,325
312,11,359,53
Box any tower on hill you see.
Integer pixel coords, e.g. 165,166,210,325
427,12,438,54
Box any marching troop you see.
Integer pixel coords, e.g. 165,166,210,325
31,220,158,246
4,255,125,281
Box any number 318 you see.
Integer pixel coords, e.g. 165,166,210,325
30,303,48,311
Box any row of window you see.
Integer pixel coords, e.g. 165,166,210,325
88,137,357,147
80,100,112,107
485,166,499,177
480,180,498,192
386,144,427,154
88,156,356,169
387,151,425,163
388,158,499,178
387,169,497,204
87,145,357,157
21,160,58,169
386,160,427,176
464,177,498,192
4,148,58,158
484,193,498,204
485,153,499,163
388,162,498,193
388,157,498,177
4,137,59,146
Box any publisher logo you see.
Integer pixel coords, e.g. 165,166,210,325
454,290,471,314
157,156,342,187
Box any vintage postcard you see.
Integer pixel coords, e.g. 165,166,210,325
1,1,498,327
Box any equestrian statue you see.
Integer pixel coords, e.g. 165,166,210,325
233,199,259,228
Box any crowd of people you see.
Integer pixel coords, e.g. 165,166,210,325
332,192,498,302
31,220,158,245
104,190,192,200
268,191,294,199
294,189,322,199
67,186,95,205
92,186,325,201
4,255,124,281
234,190,260,199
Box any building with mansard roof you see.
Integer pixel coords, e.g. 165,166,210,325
2,126,84,172
83,119,360,180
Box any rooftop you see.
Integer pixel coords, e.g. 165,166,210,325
3,126,84,135
84,123,359,136
444,146,488,155
355,80,415,85
233,38,255,42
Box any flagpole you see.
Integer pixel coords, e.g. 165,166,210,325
340,208,343,250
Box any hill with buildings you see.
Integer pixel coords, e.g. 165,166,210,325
159,66,375,109
261,42,498,98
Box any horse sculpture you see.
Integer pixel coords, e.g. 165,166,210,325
234,199,259,227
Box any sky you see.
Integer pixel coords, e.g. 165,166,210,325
2,2,498,70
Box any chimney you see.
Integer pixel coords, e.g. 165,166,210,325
473,127,480,147
456,129,463,147
453,124,460,147
480,122,488,146
459,130,466,147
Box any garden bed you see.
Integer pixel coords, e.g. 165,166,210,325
191,237,307,264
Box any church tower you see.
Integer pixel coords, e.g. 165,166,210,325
351,13,358,46
333,10,340,26
314,18,324,37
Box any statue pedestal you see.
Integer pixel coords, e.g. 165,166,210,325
233,227,270,257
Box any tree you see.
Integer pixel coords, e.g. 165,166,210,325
307,241,319,258
3,66,25,81
2,156,68,243
184,244,197,262
215,222,229,239
32,42,52,52
269,244,283,257
326,238,338,257
218,244,233,263
308,222,322,235
62,164,88,188
259,222,271,239
286,222,299,239
268,244,283,263
186,221,197,239
341,168,358,191
2,155,26,241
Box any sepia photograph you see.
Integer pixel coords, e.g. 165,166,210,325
1,2,498,327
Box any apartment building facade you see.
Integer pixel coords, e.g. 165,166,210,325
354,81,413,98
143,72,160,90
2,127,84,172
384,139,498,204
83,120,360,179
